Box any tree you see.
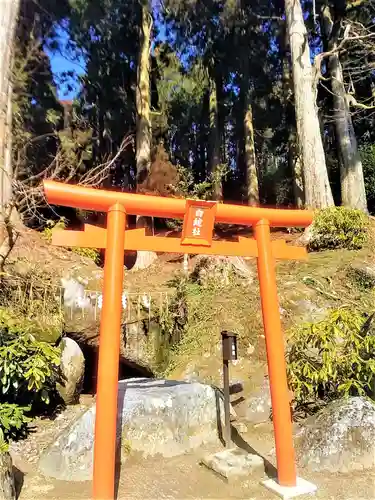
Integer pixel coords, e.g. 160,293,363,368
136,1,153,184
133,0,157,270
241,57,259,205
278,16,304,208
0,0,21,268
285,0,334,208
318,1,368,212
208,68,222,200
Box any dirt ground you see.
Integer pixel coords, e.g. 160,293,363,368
11,400,375,500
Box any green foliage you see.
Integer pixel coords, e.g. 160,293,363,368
0,404,32,444
287,308,375,417
0,268,64,344
154,267,262,379
309,207,369,251
0,307,63,445
42,218,68,242
165,164,229,230
0,308,62,406
360,143,375,214
42,218,100,264
175,163,229,201
71,247,101,263
347,265,375,291
153,275,191,373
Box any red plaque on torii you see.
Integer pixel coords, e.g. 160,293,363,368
181,199,217,246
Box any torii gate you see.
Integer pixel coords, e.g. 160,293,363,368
43,180,316,499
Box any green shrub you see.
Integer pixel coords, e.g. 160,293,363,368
360,143,375,214
42,218,67,242
153,275,190,373
71,246,101,263
0,404,31,445
309,206,369,251
287,308,375,417
42,218,100,264
0,308,62,406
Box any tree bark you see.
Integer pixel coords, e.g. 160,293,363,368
288,130,304,208
0,0,19,210
136,2,152,184
0,451,16,500
208,70,222,201
239,54,259,205
280,20,304,208
0,0,20,270
321,4,367,212
285,0,334,208
243,95,259,205
134,1,157,270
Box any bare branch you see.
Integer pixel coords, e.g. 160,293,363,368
345,95,375,110
11,133,134,225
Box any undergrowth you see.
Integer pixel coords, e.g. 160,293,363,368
154,271,263,378
0,268,64,343
0,307,64,447
287,308,375,418
309,207,369,251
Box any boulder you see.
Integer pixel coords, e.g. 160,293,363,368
0,452,15,500
296,397,375,472
56,338,85,405
349,263,375,289
244,377,272,424
39,378,225,481
294,299,328,323
192,256,253,288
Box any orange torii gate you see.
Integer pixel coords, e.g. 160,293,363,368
43,180,315,500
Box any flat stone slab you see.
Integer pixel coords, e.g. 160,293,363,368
201,448,264,482
262,477,317,499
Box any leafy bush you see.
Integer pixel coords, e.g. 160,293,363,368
71,246,101,263
42,218,100,264
153,275,190,373
309,207,369,251
42,218,67,242
287,308,375,417
360,143,375,214
175,163,229,201
0,404,31,445
0,308,62,406
0,269,64,344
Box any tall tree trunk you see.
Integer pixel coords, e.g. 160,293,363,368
208,69,222,200
321,4,367,212
136,2,152,184
280,20,304,208
0,0,20,270
285,0,334,208
134,1,157,270
240,54,259,205
242,92,259,206
288,130,304,208
216,70,226,165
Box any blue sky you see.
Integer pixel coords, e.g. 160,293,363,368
45,26,86,100
46,6,167,101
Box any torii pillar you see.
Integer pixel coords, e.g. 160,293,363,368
43,180,317,500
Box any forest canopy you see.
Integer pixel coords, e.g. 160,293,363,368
0,0,374,244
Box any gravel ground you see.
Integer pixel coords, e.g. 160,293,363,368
10,398,375,500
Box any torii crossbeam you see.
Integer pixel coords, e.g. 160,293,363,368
43,180,314,500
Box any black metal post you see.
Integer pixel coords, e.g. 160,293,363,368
223,357,231,448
